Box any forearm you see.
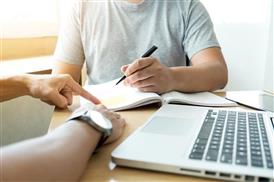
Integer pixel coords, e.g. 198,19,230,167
1,121,101,181
52,61,82,83
170,61,228,92
0,75,31,102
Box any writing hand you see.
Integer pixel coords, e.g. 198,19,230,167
121,57,174,93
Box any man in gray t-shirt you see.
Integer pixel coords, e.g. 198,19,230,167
53,0,228,94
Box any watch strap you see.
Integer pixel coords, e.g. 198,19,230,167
95,132,109,151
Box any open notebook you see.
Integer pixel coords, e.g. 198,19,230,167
81,79,237,111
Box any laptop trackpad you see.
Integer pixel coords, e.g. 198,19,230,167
141,116,195,136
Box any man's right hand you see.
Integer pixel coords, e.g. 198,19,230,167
26,74,101,108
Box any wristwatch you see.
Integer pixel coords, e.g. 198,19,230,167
67,107,113,149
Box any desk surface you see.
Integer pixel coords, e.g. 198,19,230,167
50,92,244,182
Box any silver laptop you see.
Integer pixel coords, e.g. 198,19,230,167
112,104,274,182
0,96,54,146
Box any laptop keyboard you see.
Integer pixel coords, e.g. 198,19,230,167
189,110,273,169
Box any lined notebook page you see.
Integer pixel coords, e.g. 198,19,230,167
162,91,237,107
81,79,161,111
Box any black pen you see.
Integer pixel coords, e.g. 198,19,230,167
115,45,158,85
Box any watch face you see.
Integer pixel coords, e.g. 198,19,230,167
88,110,112,130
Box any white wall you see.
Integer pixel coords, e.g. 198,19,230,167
263,0,273,92
0,0,75,38
201,0,273,90
0,0,60,38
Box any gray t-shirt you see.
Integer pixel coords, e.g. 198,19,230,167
54,0,220,84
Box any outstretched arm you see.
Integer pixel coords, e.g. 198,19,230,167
0,74,100,107
0,75,30,102
1,105,125,181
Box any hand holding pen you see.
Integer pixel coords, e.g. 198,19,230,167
116,45,158,85
116,45,175,94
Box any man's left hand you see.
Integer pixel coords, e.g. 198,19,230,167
121,57,174,93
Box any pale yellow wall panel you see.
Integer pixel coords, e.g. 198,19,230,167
1,36,57,60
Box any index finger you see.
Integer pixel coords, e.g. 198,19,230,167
79,88,101,104
125,58,154,76
66,79,101,104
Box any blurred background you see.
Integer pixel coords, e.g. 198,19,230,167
0,0,273,91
